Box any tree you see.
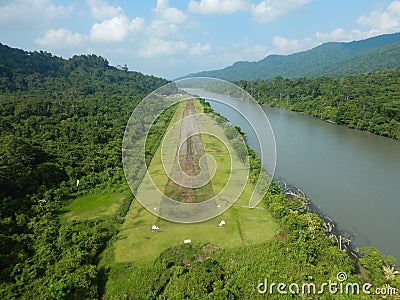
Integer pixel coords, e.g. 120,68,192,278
383,265,399,281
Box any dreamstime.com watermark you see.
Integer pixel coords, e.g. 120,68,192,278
257,272,399,296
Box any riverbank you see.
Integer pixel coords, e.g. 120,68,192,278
203,93,400,261
242,69,400,141
277,179,362,261
267,104,400,142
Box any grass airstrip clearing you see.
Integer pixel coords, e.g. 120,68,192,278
114,98,278,262
147,100,232,202
114,189,277,262
61,98,278,264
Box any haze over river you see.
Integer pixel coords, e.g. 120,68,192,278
191,89,400,260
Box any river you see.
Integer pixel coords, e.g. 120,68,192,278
193,91,400,260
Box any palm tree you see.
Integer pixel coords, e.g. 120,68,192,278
382,265,399,281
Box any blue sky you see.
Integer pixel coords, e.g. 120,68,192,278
1,0,400,79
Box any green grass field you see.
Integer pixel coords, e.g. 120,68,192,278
61,188,130,222
59,98,280,298
114,197,277,262
113,99,278,262
61,98,278,268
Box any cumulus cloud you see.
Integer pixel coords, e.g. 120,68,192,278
155,0,188,24
35,0,145,49
272,36,302,53
146,0,187,38
188,0,311,22
251,0,312,23
86,0,145,43
35,28,86,49
189,42,211,55
314,28,373,43
313,1,400,44
317,1,400,45
138,38,188,57
270,28,370,56
147,19,180,38
139,40,210,58
138,0,192,58
222,39,269,62
188,0,249,15
90,16,145,43
357,0,400,32
0,0,71,31
36,15,145,49
86,0,123,20
270,1,400,56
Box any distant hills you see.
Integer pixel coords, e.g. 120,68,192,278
181,32,400,81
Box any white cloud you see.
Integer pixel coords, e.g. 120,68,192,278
86,0,123,20
0,0,71,31
155,0,187,24
85,0,145,43
251,0,312,23
314,28,373,43
90,16,145,43
357,0,400,32
147,19,180,37
272,36,302,53
270,29,371,56
138,0,192,58
222,39,269,62
189,42,211,55
389,0,400,15
35,28,86,49
188,0,249,14
137,0,210,60
308,1,400,48
270,1,400,56
138,38,188,57
145,0,187,39
36,3,145,49
188,0,311,22
137,38,210,59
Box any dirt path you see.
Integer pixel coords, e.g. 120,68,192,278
165,100,213,203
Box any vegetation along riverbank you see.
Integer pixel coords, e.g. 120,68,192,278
238,69,400,140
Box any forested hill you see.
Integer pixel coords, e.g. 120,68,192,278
0,43,168,298
0,43,168,197
0,42,168,201
0,43,166,93
182,32,400,81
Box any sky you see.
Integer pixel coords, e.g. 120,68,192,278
1,0,400,79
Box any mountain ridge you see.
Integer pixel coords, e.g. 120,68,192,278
180,32,400,81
